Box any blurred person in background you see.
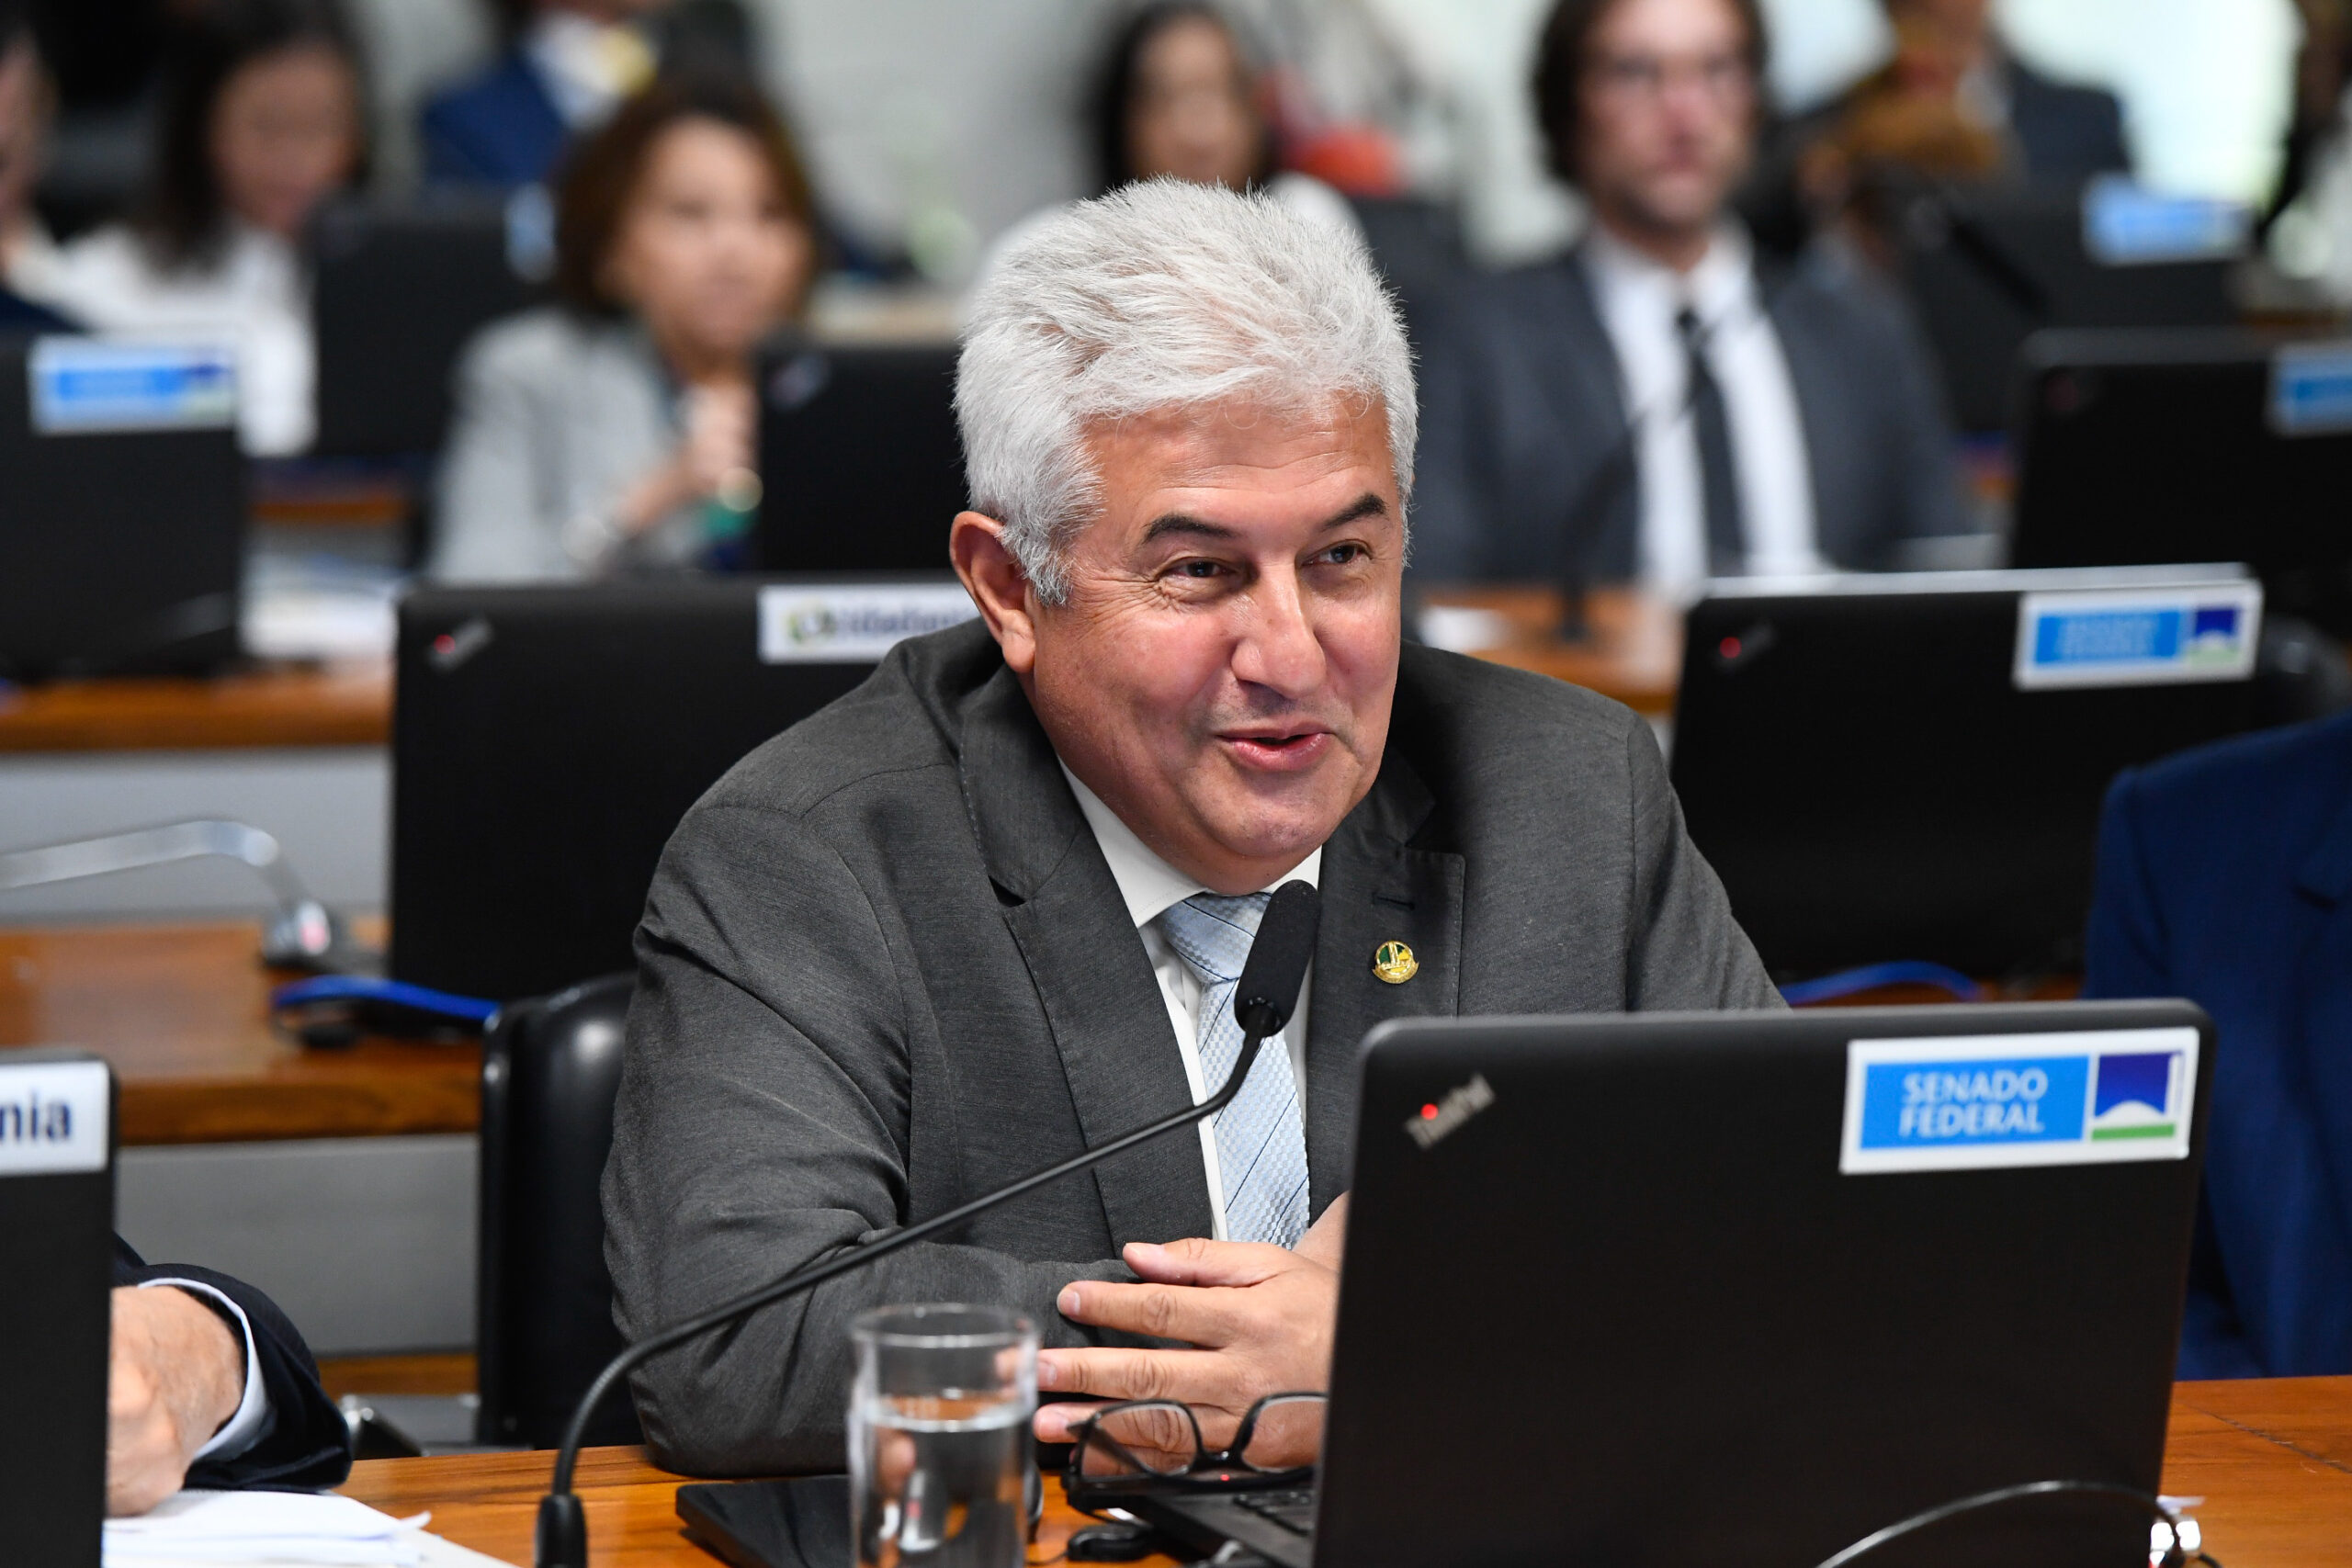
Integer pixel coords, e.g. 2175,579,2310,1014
2083,705,2352,1378
31,0,364,456
973,3,1359,295
1091,1,1355,228
1789,0,2128,202
429,70,815,581
2259,0,2352,304
418,0,666,188
0,0,61,307
1410,0,1968,592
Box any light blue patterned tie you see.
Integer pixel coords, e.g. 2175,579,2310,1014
1155,892,1311,1249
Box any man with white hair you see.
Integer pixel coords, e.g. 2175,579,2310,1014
603,177,1777,1475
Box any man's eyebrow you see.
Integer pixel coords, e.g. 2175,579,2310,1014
1138,492,1389,544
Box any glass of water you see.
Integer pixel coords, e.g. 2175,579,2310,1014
850,1303,1038,1568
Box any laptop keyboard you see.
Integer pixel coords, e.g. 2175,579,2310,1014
1233,1488,1317,1536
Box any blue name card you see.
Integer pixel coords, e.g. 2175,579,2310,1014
758,582,978,663
28,337,236,434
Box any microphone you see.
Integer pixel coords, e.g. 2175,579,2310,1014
533,878,1323,1568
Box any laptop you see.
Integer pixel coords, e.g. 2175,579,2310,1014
1139,1001,2209,1568
2010,329,2352,639
1670,567,2267,979
391,575,977,1001
0,1051,117,1565
310,193,544,458
1894,185,2238,434
753,344,966,573
0,337,246,678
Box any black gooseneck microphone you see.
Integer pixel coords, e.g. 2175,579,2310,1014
533,879,1324,1568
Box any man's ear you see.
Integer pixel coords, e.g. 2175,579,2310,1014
950,511,1040,675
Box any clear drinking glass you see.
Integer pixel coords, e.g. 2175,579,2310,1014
849,1303,1038,1568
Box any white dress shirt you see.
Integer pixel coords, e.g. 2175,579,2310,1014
1062,767,1320,1244
38,220,315,457
1580,223,1826,600
135,1278,271,1463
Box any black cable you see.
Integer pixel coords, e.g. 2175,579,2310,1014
534,881,1323,1568
1814,1478,2203,1568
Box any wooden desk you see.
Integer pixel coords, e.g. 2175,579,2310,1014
343,1377,2352,1567
0,921,477,1144
1420,585,1681,716
0,661,391,752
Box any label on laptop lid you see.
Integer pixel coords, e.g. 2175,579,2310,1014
758,582,978,663
0,1059,110,1175
1840,1029,2196,1174
2080,177,2250,266
2268,341,2352,436
2013,581,2260,690
28,337,237,434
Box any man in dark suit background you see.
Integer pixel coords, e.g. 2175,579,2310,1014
1870,0,2130,190
108,1236,350,1514
420,0,662,187
603,176,1776,1477
1411,0,1971,590
2082,708,2352,1380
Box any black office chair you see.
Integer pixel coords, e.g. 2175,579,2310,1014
475,973,643,1448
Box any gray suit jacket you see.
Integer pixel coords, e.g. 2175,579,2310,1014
428,307,707,582
1409,241,1970,582
603,619,1778,1475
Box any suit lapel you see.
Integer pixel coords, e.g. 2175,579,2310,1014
1304,753,1464,1213
957,667,1216,1247
1761,269,1859,566
1544,253,1642,582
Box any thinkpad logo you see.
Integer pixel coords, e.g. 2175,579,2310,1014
1405,1074,1494,1150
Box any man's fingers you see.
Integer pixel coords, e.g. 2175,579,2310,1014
1034,1344,1234,1405
1057,1275,1250,1346
1120,1236,1294,1289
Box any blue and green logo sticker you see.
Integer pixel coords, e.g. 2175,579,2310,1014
1839,1028,2197,1174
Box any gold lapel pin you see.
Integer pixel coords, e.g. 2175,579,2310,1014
1372,941,1419,985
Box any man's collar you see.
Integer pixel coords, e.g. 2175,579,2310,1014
1581,218,1757,320
1059,764,1324,930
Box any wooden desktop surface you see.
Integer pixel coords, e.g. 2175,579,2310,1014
341,1376,2352,1568
0,660,392,752
0,920,477,1145
1421,585,1681,715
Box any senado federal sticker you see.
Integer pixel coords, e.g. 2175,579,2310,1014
1839,1029,2197,1174
2013,582,2260,691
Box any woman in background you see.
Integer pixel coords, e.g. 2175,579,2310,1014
972,3,1358,298
429,71,816,581
36,0,364,457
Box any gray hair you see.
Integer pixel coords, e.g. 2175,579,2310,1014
956,177,1416,603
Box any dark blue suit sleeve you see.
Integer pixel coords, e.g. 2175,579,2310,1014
2082,766,2171,1002
112,1237,352,1492
2080,773,2261,1378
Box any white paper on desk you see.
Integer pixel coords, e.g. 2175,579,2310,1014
104,1489,452,1567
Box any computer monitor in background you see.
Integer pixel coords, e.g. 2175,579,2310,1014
1897,184,2241,434
310,194,545,458
0,338,245,678
754,344,965,573
391,575,978,1001
1671,568,2266,979
2010,329,2352,639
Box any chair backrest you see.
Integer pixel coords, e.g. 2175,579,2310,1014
475,973,640,1447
